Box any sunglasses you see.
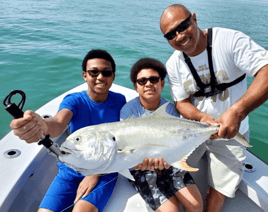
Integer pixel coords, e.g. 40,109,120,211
86,70,113,78
163,14,192,40
135,76,161,85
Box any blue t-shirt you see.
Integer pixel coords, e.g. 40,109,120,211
40,90,126,211
120,96,180,120
59,90,126,133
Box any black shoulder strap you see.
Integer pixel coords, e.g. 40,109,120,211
183,28,215,91
216,74,246,91
182,28,246,97
206,28,216,92
183,53,206,89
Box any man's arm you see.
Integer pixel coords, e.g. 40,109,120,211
175,96,221,140
10,108,73,143
176,65,268,140
175,96,218,125
216,64,268,139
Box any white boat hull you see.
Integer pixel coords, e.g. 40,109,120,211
1,83,267,212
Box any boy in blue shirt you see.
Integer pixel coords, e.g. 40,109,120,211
10,49,126,212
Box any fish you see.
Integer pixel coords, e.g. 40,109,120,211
59,103,251,180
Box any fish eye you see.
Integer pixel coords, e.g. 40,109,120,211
112,137,116,141
74,136,82,143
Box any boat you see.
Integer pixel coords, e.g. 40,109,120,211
1,83,268,212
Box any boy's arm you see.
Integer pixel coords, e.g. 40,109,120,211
74,175,100,204
10,108,73,143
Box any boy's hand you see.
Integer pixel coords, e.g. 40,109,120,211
134,157,170,171
74,175,99,204
10,110,48,143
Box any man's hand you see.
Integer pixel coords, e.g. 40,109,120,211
134,157,170,171
199,107,242,140
215,107,241,139
200,114,217,126
10,110,48,143
199,114,220,140
74,175,99,204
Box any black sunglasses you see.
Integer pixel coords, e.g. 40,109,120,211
164,14,192,40
135,76,161,85
86,70,113,78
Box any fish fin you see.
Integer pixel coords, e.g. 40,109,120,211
119,169,135,181
150,102,174,119
234,133,252,148
171,156,199,172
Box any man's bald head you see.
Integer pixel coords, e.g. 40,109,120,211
159,4,204,56
160,4,191,32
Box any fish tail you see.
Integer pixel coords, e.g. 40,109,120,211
179,156,199,172
234,133,252,148
171,156,199,172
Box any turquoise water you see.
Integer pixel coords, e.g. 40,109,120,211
1,0,268,163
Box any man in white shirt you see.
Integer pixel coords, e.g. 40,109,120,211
160,4,268,212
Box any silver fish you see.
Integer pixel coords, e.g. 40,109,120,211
59,103,251,179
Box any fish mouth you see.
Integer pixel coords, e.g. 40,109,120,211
60,146,80,158
60,151,70,155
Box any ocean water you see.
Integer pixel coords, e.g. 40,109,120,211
0,0,268,163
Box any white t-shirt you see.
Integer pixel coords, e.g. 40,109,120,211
166,27,268,134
